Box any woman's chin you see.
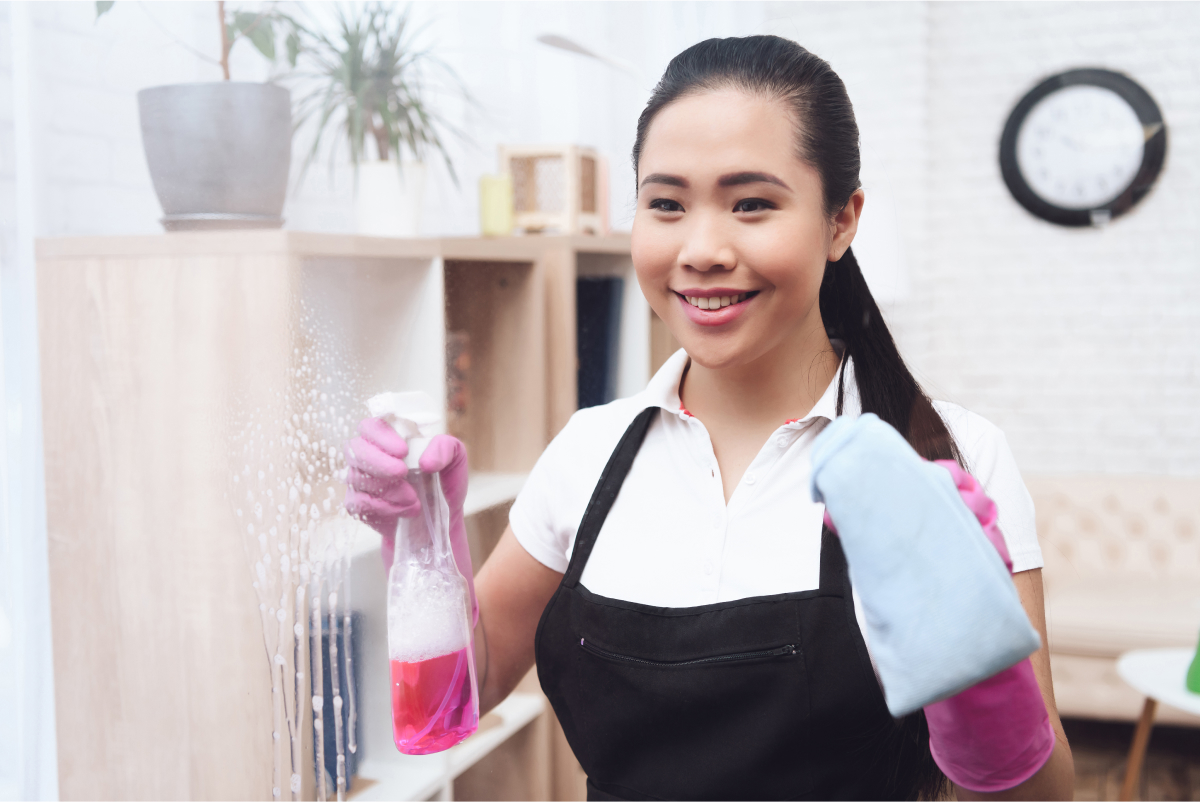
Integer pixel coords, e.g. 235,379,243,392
677,338,761,372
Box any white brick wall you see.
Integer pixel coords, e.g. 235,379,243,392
2,1,1196,476
889,1,1200,475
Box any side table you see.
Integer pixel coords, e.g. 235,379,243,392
1115,647,1200,801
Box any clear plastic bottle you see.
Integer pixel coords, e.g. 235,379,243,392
368,392,479,755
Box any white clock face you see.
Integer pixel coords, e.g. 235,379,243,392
1016,84,1146,210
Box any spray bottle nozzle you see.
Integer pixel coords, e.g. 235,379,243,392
367,392,445,470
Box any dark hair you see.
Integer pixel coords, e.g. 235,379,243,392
633,35,960,800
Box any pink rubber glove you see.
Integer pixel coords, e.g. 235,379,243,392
344,418,478,626
821,459,1054,791
923,460,1055,793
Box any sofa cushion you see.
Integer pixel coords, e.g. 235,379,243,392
1050,653,1200,725
1045,576,1200,658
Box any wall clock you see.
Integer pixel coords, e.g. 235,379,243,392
999,68,1167,227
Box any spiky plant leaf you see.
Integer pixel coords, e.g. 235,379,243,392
288,2,472,189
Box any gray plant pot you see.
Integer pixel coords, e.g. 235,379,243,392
138,82,291,231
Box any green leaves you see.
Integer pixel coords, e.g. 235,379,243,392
94,2,301,76
286,28,300,69
230,10,276,62
289,3,472,187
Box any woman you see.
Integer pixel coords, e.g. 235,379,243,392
348,36,1075,800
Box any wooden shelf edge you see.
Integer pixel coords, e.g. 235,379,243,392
36,231,632,261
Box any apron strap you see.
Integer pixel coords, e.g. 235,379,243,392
817,525,850,597
563,407,658,589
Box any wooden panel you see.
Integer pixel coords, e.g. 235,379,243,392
540,247,577,440
39,253,297,799
444,261,545,473
453,714,552,801
465,504,513,574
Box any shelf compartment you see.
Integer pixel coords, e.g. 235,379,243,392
444,260,546,474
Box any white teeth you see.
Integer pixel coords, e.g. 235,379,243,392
684,293,752,309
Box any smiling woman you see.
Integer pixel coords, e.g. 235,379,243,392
347,33,1075,802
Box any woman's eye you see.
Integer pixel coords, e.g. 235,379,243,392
648,198,684,213
734,198,775,213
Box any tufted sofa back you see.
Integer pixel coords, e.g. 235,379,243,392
1025,475,1200,582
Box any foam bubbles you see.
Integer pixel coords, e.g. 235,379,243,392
387,568,470,662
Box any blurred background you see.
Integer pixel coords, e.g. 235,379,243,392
1,2,1199,800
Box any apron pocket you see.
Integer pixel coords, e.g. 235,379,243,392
573,635,812,800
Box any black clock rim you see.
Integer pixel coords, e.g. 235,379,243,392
999,67,1167,228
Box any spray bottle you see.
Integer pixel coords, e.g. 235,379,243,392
367,392,479,754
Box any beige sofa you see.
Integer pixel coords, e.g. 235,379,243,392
1028,476,1200,726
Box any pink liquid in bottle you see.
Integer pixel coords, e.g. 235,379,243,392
391,646,479,754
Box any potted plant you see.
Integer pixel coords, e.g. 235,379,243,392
290,3,466,237
97,1,301,230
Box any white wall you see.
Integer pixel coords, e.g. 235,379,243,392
892,2,1200,475
1,0,1197,469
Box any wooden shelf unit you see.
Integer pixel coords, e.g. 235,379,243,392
36,231,637,801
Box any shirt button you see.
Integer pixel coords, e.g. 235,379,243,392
703,562,714,576
776,437,788,448
745,472,756,485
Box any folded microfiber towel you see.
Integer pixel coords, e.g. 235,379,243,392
809,413,1041,717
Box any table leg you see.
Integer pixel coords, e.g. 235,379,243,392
1119,697,1158,801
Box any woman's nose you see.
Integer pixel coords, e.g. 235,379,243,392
678,215,736,273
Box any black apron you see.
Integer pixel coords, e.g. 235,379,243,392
534,408,929,801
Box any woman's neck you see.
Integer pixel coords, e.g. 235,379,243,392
679,319,840,503
680,322,841,431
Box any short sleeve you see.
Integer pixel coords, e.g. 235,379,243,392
934,402,1044,573
508,425,578,573
508,400,642,574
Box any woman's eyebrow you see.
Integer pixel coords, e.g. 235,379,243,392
639,173,688,189
718,171,791,190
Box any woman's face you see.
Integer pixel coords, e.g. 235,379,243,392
631,87,860,371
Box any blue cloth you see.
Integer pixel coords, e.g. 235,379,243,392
809,413,1041,717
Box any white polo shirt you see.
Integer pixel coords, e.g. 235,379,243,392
510,348,1043,610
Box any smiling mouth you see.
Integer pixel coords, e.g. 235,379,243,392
675,291,760,310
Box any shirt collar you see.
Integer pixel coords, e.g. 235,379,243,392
638,345,862,425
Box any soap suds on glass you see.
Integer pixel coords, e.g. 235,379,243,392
227,301,366,802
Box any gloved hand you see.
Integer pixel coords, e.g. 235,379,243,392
810,413,1041,717
344,418,477,626
922,460,1055,793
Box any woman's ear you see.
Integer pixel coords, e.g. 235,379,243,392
828,189,865,262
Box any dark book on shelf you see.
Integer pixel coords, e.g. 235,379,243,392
577,276,624,409
312,610,361,794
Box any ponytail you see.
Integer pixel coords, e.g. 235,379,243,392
821,246,965,468
820,245,962,801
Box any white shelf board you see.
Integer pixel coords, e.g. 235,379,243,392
463,471,528,517
345,471,527,564
349,692,546,801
